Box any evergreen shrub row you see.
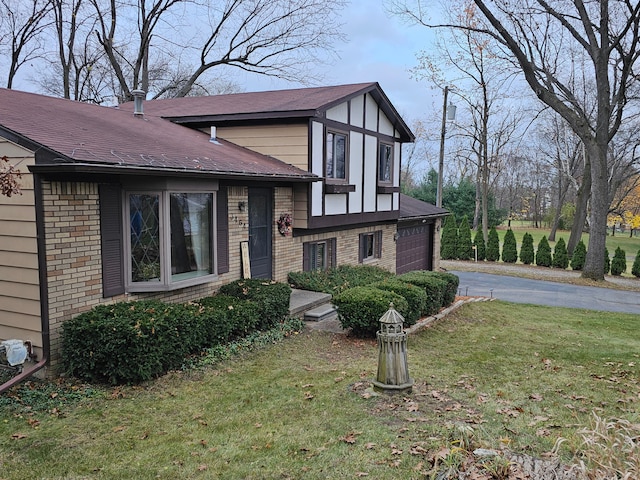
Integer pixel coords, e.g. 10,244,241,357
443,223,640,278
325,268,460,337
62,279,291,385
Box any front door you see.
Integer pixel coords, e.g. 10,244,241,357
248,188,273,279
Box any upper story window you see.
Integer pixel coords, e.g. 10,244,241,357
379,143,393,183
127,190,214,291
326,130,347,181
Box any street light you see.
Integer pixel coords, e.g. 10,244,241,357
436,86,456,208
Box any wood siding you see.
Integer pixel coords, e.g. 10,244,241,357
0,139,41,348
310,93,402,223
216,124,309,171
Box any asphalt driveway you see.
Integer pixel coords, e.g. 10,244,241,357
452,271,640,315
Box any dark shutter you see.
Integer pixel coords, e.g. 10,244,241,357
99,184,124,297
375,230,383,258
358,234,365,263
303,242,311,271
329,238,337,268
216,187,229,274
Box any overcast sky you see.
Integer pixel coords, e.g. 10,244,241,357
241,0,441,123
7,0,440,125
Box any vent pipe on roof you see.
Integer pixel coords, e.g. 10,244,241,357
210,126,220,144
132,89,146,117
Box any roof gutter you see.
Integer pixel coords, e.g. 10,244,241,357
0,172,49,393
28,162,320,183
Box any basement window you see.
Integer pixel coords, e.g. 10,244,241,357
303,238,336,271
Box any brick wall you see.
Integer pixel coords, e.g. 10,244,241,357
41,180,397,373
42,181,246,373
273,187,298,282
292,223,397,273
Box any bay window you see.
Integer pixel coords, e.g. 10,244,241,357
126,189,215,291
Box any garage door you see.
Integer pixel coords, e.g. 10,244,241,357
396,224,432,274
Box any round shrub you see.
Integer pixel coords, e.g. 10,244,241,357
473,229,486,261
535,236,552,267
632,249,640,278
486,226,500,262
501,229,518,263
604,247,611,275
397,271,447,316
570,239,587,271
333,286,409,337
610,246,627,276
552,237,569,269
519,232,535,265
372,279,427,326
457,216,474,260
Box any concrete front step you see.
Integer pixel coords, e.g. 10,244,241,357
303,303,337,322
289,289,333,318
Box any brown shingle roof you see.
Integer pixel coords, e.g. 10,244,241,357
131,83,378,118
0,88,316,180
121,83,414,142
399,194,448,220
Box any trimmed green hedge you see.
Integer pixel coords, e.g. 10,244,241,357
219,279,291,330
62,281,291,385
371,279,427,326
333,286,409,337
427,271,459,307
288,264,392,295
397,271,446,316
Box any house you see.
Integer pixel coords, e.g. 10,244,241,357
0,83,447,379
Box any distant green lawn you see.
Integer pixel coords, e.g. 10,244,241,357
1,301,638,479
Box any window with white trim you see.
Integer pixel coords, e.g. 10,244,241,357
326,130,347,181
126,190,215,291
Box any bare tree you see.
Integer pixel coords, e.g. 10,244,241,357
393,0,640,280
81,0,345,102
536,113,583,244
0,0,52,88
400,119,436,192
410,3,526,240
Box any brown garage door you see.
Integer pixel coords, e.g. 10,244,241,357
396,224,433,274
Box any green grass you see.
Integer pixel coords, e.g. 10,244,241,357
1,301,639,478
493,225,640,275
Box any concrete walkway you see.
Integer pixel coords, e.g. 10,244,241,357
452,270,640,315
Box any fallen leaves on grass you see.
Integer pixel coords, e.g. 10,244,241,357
341,431,361,444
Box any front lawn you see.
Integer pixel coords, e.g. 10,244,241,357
1,301,638,479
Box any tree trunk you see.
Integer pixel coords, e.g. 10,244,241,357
549,155,567,242
582,145,608,280
567,151,591,257
473,162,481,230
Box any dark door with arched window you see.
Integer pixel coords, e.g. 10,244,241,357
248,188,272,279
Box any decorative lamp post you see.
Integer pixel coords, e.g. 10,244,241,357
371,303,413,394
